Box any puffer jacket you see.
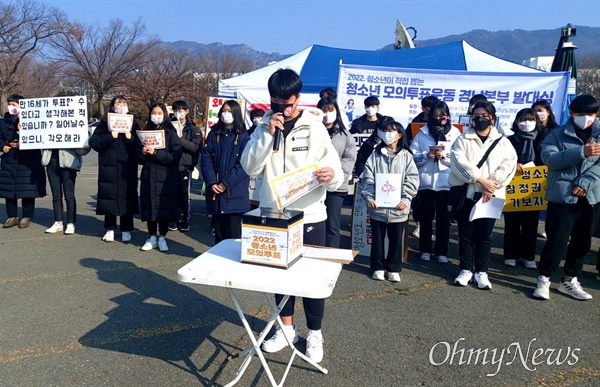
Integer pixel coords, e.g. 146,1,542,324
449,126,517,200
177,117,202,172
410,125,462,191
241,107,343,224
361,145,419,223
41,148,91,170
541,118,600,205
328,125,357,193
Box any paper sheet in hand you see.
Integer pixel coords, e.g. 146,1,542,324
375,173,402,208
268,164,321,209
172,121,183,137
469,197,506,221
138,130,166,149
107,113,133,133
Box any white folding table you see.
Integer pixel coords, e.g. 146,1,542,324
177,239,344,386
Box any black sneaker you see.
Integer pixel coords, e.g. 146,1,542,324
168,222,178,231
179,221,189,232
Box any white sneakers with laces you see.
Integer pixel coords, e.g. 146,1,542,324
437,255,448,264
305,329,324,363
533,275,551,300
102,230,115,242
420,252,431,262
474,272,492,290
372,270,385,281
261,324,298,353
45,221,63,234
504,259,517,267
158,237,169,252
454,270,473,286
386,272,401,282
64,223,75,235
140,235,158,251
558,277,592,300
121,231,131,242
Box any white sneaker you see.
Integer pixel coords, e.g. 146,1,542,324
539,231,547,239
558,277,592,300
504,259,517,267
140,236,158,251
45,221,63,234
522,259,537,269
454,270,473,286
474,272,492,290
306,329,324,363
420,252,431,262
102,230,115,242
437,255,448,264
533,275,551,300
121,231,131,242
372,270,385,281
261,325,298,353
386,272,401,282
411,224,420,238
158,237,169,252
64,223,75,235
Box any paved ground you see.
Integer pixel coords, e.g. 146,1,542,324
1,153,599,386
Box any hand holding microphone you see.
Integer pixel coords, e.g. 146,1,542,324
270,113,284,152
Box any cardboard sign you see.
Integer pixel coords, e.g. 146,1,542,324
19,96,88,150
172,120,183,137
138,130,165,149
503,166,548,212
107,113,133,133
268,164,321,209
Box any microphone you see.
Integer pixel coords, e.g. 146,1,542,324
273,129,281,152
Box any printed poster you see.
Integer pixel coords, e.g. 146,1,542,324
138,130,166,150
503,166,548,212
107,113,133,133
375,173,402,208
268,164,321,209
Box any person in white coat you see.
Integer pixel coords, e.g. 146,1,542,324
410,101,462,264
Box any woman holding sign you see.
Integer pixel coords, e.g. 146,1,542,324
89,96,141,243
0,94,46,229
200,100,250,244
361,117,419,282
138,103,182,252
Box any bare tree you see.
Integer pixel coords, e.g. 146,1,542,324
16,57,62,98
578,54,600,102
0,0,63,101
125,45,197,109
48,18,158,116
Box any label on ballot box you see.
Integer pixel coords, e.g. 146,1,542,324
241,207,304,269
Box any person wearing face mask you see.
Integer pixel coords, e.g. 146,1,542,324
362,117,419,282
349,96,381,135
170,100,202,232
0,94,46,229
247,108,265,136
532,99,560,132
137,103,182,252
533,95,600,301
89,96,141,242
201,100,250,244
410,101,462,264
317,96,357,248
449,101,517,290
503,109,547,270
242,69,343,364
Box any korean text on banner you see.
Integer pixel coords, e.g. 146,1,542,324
19,96,88,150
503,166,548,212
337,64,570,134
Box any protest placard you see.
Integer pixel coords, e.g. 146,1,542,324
138,130,166,149
503,166,548,212
107,113,133,133
268,164,321,209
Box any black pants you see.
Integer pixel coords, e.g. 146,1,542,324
276,221,326,330
369,219,406,272
178,171,191,222
5,197,35,218
213,213,242,244
148,220,169,237
457,199,496,272
325,192,345,248
503,210,539,261
538,199,600,278
104,213,134,232
46,157,78,223
418,189,450,256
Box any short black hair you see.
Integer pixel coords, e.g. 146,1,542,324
319,87,337,99
214,100,246,134
364,96,380,107
569,95,599,114
268,69,302,99
469,94,488,107
172,100,189,111
109,95,128,111
7,94,24,103
531,99,559,129
250,109,265,120
471,101,497,123
421,95,440,108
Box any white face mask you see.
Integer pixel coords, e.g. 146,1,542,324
150,115,163,125
221,112,234,125
517,121,537,133
324,111,337,124
7,105,19,116
573,115,595,129
114,106,128,115
377,130,398,145
536,111,547,122
366,106,378,116
175,112,186,121
253,118,261,125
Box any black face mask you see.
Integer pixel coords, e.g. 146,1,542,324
472,117,492,131
270,101,295,117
